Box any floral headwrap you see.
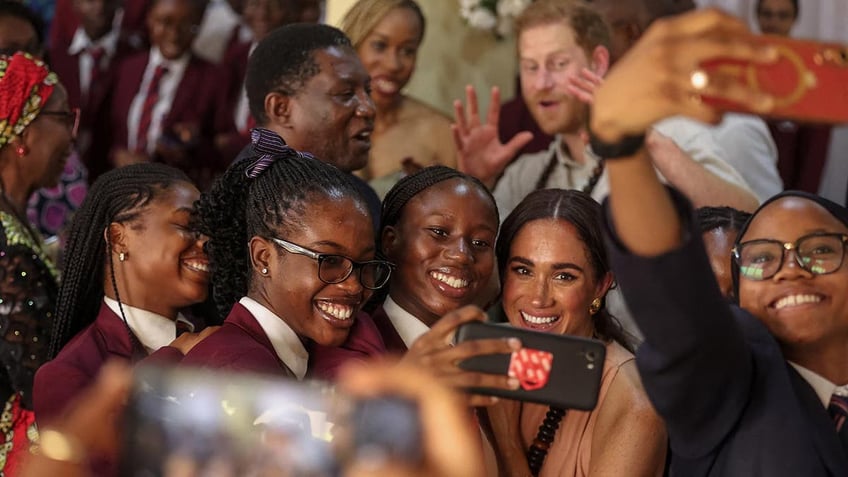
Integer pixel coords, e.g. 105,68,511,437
0,52,58,149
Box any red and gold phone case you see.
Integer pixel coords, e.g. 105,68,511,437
701,36,848,124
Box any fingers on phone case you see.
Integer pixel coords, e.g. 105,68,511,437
508,349,553,391
700,36,848,124
455,322,606,409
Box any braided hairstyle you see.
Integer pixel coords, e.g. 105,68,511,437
496,188,634,352
195,151,367,319
381,165,497,229
49,164,193,359
697,206,752,235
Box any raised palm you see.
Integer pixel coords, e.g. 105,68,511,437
452,85,533,187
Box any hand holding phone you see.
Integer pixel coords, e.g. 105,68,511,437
455,322,606,410
401,306,522,407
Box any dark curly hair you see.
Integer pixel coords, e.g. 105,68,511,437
496,188,633,351
195,151,368,319
246,23,352,126
49,164,194,359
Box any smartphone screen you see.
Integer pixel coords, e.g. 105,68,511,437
120,365,421,476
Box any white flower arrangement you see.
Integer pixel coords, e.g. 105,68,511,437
459,0,533,38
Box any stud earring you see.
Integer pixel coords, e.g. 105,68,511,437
588,297,602,315
261,267,268,275
118,252,126,262
15,144,27,156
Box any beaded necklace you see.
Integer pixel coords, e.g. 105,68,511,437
537,147,606,196
525,406,567,476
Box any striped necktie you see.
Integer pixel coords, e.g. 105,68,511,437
136,64,169,154
87,46,105,100
827,392,848,452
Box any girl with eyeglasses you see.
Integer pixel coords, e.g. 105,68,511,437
182,130,392,378
592,9,848,475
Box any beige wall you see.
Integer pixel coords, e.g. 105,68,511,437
327,0,519,116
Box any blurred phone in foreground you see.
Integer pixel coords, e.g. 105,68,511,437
120,365,422,477
699,35,848,124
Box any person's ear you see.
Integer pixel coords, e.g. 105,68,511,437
264,91,292,129
595,271,614,299
589,45,610,78
249,236,276,277
105,223,129,259
381,226,399,259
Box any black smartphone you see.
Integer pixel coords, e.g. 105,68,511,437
455,322,606,410
119,365,422,476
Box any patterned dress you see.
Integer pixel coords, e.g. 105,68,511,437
0,209,58,475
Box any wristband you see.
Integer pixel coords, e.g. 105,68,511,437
588,129,646,159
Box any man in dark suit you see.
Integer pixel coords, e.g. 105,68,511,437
108,0,229,191
591,8,848,475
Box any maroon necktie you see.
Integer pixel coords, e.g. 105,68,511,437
828,392,848,452
87,46,105,100
136,64,169,153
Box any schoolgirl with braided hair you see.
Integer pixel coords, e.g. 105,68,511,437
377,165,499,345
364,166,521,419
696,206,752,299
33,163,217,472
182,129,391,378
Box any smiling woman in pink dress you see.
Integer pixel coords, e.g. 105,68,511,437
488,188,667,477
341,0,457,196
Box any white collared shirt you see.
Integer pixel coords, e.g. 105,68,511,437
234,42,258,133
67,15,122,100
126,48,191,154
382,295,431,349
790,361,848,408
239,297,308,380
103,296,194,354
191,0,243,64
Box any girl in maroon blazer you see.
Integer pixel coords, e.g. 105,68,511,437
34,163,218,476
182,130,390,378
359,166,521,411
34,164,217,425
109,0,228,190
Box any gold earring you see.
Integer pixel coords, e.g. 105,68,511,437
589,297,602,315
118,252,126,262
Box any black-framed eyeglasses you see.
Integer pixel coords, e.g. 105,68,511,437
733,232,848,281
270,237,393,290
40,107,80,138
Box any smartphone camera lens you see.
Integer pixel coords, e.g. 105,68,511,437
585,351,596,362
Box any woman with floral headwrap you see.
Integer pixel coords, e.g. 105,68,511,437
0,51,74,473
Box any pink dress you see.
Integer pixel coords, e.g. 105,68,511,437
519,341,634,477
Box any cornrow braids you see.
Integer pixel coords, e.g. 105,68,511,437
381,166,497,229
196,151,368,319
50,164,193,359
697,206,752,234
